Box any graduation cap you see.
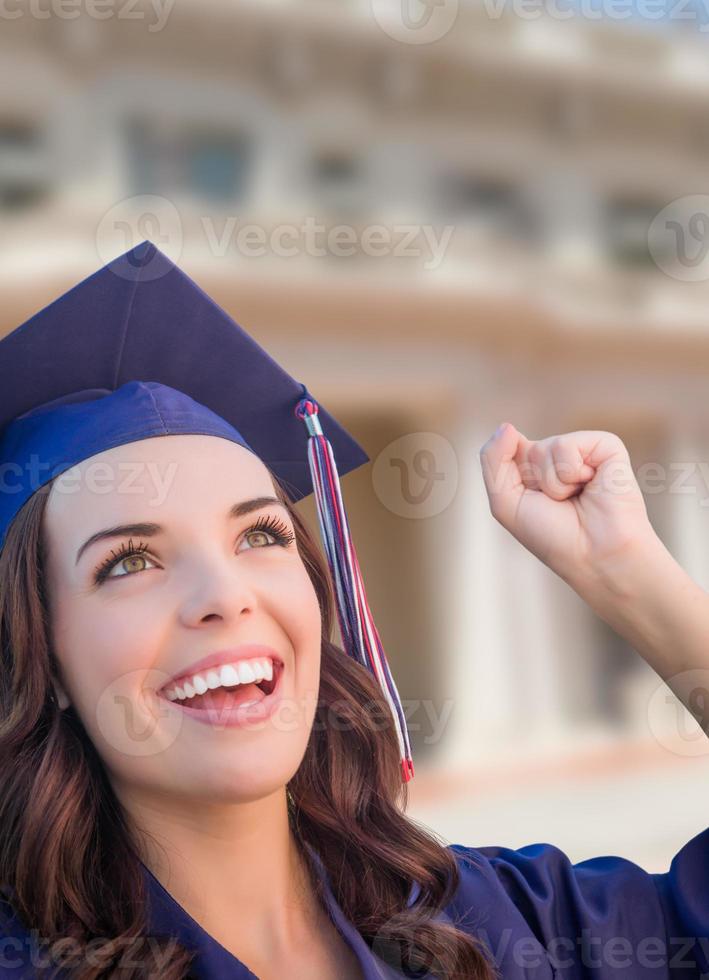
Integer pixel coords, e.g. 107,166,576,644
0,241,414,782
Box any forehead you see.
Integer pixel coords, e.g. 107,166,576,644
44,434,275,539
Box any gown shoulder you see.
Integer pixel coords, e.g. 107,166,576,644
0,891,64,979
443,825,709,979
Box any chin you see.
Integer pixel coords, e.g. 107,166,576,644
188,746,308,800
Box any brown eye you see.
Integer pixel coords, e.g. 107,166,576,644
93,539,157,584
104,552,157,580
120,555,148,574
241,529,279,550
239,514,296,552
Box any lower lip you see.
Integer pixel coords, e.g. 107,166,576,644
160,664,285,729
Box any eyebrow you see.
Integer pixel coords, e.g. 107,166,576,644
74,496,288,566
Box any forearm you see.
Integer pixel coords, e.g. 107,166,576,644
574,533,709,729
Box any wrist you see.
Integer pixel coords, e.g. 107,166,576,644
574,531,708,681
569,531,671,640
591,530,673,607
562,527,665,613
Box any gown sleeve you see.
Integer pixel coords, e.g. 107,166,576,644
444,825,709,979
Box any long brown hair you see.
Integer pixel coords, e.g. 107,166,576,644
0,472,499,979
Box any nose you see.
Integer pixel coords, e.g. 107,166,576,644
176,549,260,627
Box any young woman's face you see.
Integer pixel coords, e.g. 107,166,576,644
42,434,322,807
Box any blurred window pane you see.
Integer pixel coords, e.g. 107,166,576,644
0,120,49,213
0,121,41,152
0,185,48,210
183,134,248,201
125,119,251,203
311,148,367,213
606,198,660,267
439,175,536,241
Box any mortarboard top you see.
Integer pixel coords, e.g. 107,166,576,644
0,240,414,781
0,239,369,521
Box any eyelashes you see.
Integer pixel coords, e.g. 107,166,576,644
93,539,153,585
91,513,296,585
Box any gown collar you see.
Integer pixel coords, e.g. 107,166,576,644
141,841,420,980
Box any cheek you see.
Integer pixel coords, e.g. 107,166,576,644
51,593,163,716
272,565,322,679
52,597,182,768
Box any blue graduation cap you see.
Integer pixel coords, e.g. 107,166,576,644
0,241,414,782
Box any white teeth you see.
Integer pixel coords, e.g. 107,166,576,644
192,675,208,695
219,664,239,687
237,662,256,684
164,656,279,702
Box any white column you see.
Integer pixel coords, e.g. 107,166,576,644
665,420,709,593
433,407,568,771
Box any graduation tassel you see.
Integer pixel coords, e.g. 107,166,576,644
295,394,415,783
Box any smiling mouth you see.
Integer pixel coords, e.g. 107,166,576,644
161,661,283,711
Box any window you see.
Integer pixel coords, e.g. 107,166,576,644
605,197,662,267
439,175,536,242
0,119,50,212
311,148,368,214
124,118,251,204
0,120,41,153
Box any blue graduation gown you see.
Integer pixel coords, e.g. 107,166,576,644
0,827,707,978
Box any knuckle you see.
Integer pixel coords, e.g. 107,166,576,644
552,434,574,455
488,498,503,521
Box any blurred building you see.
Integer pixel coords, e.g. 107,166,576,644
3,0,709,869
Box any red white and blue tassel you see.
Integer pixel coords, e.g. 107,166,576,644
295,394,415,783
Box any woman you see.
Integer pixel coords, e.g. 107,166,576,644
0,242,705,979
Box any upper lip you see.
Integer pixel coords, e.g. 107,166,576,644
159,644,285,694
